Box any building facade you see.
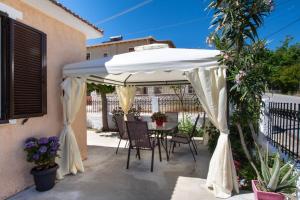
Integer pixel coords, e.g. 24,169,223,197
0,1,102,199
87,36,175,60
87,36,193,95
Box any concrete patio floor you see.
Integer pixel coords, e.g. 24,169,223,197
9,131,253,200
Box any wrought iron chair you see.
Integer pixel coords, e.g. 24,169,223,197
169,114,200,162
165,111,179,133
114,115,128,154
126,113,136,121
126,121,156,172
165,112,179,123
160,112,179,149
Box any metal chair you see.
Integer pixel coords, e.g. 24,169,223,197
126,121,156,172
126,113,136,121
114,115,128,154
165,112,178,123
169,114,200,162
165,112,179,134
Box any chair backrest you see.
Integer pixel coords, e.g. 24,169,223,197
165,112,178,123
126,121,152,149
115,115,127,139
189,114,200,138
126,113,136,121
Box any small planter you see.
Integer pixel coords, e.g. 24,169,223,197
31,164,58,192
252,180,285,200
151,112,167,126
155,120,164,126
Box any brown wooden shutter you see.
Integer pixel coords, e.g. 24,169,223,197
9,19,47,119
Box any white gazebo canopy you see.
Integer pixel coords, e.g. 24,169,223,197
63,48,220,86
58,46,239,199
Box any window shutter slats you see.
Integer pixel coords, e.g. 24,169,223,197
9,19,47,119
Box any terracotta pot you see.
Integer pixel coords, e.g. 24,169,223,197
155,120,164,126
252,180,285,200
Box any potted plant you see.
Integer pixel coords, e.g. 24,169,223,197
151,112,167,126
112,107,141,120
24,136,60,192
251,149,298,200
237,124,298,199
128,107,141,121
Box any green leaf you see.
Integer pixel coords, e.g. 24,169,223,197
230,84,239,91
265,144,269,168
240,91,248,101
256,144,271,184
276,174,298,192
267,154,281,191
279,164,294,185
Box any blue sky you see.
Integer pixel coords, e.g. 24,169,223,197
59,0,300,50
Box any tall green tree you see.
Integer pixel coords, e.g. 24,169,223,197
267,37,300,94
87,83,115,131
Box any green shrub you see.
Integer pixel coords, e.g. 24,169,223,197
206,122,219,153
178,115,203,137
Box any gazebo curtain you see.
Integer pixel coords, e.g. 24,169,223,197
116,86,137,114
56,77,86,179
60,68,238,198
185,68,239,198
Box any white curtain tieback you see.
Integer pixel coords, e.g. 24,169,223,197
220,130,230,135
63,121,72,125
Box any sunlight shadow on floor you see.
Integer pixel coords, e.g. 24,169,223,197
171,176,215,200
87,130,128,148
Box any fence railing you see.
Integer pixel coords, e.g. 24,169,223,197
87,94,203,114
267,102,300,160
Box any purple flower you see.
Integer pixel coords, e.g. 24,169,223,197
32,153,40,161
39,146,48,153
50,144,59,152
38,137,48,145
25,137,37,143
24,141,37,149
49,136,59,143
49,150,57,157
50,141,59,149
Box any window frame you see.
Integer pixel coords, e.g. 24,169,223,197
0,13,47,121
86,52,91,60
188,85,195,94
0,12,10,121
154,87,162,94
128,47,134,52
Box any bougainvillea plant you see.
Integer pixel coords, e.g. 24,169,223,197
24,136,60,170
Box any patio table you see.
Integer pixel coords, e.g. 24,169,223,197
147,122,178,161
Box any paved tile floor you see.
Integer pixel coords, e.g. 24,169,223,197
9,131,253,200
